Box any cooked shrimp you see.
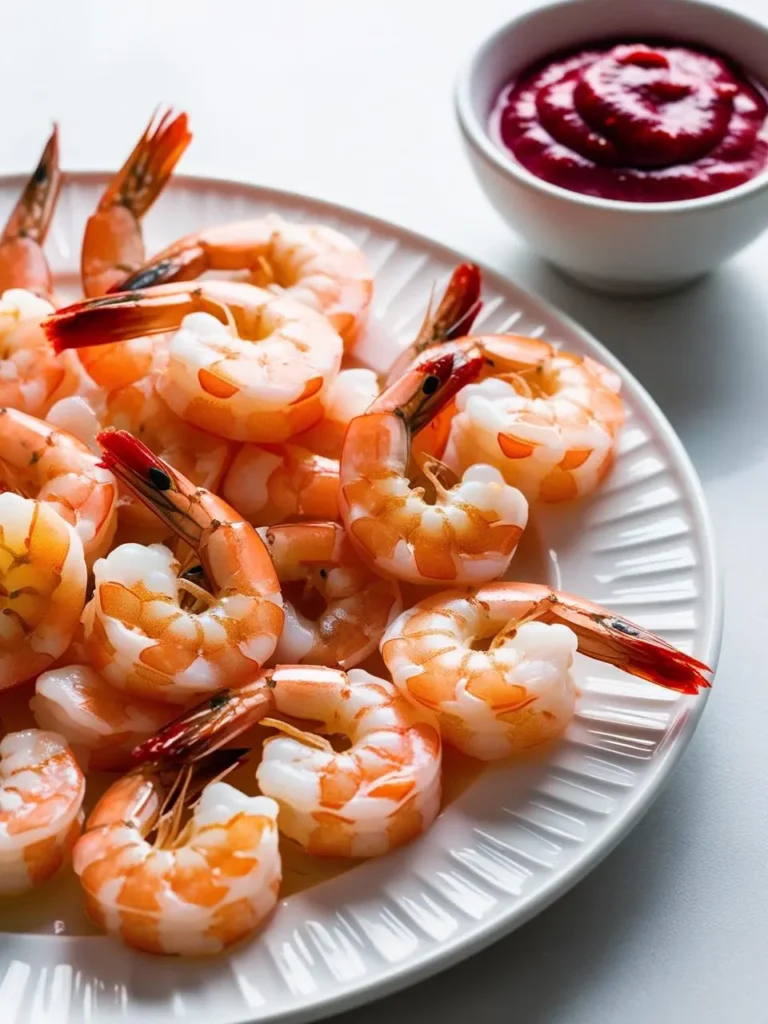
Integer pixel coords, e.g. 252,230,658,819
294,367,380,458
384,261,482,387
45,395,102,453
0,493,87,689
220,441,339,527
0,407,118,565
73,755,280,955
50,620,90,668
102,372,234,539
261,521,401,667
50,374,233,543
294,263,483,459
0,126,61,303
74,333,168,395
136,666,442,859
44,281,343,442
81,108,191,298
444,335,625,502
32,664,175,771
0,729,85,895
84,430,283,704
395,262,483,465
339,343,529,585
381,584,711,760
0,289,86,417
117,214,373,349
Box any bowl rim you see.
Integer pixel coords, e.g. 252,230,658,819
454,0,768,215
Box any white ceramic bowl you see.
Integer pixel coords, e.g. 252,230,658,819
455,0,768,294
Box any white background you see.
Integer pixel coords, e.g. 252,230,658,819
7,0,768,1020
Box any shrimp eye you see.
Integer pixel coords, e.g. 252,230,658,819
422,374,440,396
148,466,172,491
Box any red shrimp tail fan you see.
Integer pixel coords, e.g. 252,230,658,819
99,107,191,220
134,685,271,765
610,628,712,695
133,709,218,765
97,428,170,483
415,263,482,348
433,262,482,342
386,263,482,385
44,289,187,352
556,599,712,695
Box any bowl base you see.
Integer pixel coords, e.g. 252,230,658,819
554,265,708,297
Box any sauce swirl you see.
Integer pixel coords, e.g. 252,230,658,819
491,42,768,202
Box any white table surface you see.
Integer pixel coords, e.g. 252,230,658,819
8,0,767,1019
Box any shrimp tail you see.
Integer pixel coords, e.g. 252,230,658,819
0,126,62,300
97,108,191,222
376,340,485,434
386,263,482,385
134,676,277,763
43,287,206,352
552,596,711,694
96,428,201,544
2,124,62,245
424,263,482,345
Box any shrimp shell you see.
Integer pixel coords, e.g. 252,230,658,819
0,730,84,896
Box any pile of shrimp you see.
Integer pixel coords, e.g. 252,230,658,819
0,111,711,956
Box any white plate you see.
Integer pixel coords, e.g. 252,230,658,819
0,174,721,1024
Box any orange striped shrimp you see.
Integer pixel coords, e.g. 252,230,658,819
44,280,343,443
261,521,401,667
32,664,176,772
48,370,233,545
381,584,711,760
0,289,85,418
219,441,339,527
0,493,87,689
73,753,280,954
0,730,85,896
135,666,442,859
339,342,528,585
100,372,234,541
0,407,118,565
295,263,483,459
117,213,373,349
444,335,625,502
293,367,380,458
84,430,283,704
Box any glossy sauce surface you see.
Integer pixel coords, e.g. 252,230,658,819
491,41,768,202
